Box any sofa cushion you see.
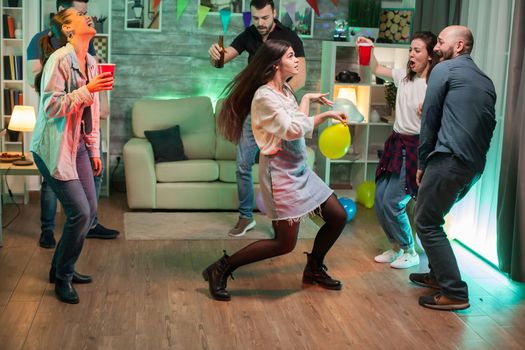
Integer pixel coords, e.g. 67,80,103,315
144,125,187,163
132,97,216,159
217,160,260,183
155,159,219,183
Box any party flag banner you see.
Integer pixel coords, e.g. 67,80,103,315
176,0,188,19
198,5,210,27
220,9,232,33
306,0,320,17
153,0,161,12
243,11,251,28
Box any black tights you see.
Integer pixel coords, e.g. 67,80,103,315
227,194,347,270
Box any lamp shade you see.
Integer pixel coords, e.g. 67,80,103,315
8,105,35,132
336,87,357,105
132,0,144,19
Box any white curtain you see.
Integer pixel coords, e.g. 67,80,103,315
446,0,514,264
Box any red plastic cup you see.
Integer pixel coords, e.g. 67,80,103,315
358,43,373,66
98,63,115,75
97,63,115,90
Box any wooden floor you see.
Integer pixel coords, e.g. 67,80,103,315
1,192,524,350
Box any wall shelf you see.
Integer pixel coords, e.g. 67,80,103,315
318,40,409,188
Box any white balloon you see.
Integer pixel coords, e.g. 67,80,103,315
333,98,364,122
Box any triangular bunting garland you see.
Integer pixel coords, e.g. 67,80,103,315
153,0,161,12
198,5,210,27
219,9,231,34
243,11,251,28
306,0,320,17
176,0,188,20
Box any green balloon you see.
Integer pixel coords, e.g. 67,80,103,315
356,181,376,208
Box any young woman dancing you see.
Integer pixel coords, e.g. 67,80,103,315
203,39,347,301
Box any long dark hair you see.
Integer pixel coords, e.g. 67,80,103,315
405,31,438,82
34,9,72,94
217,39,291,144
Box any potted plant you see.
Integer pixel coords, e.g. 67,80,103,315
384,82,397,118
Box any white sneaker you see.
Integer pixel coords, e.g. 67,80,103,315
228,217,256,237
374,249,404,263
390,252,420,269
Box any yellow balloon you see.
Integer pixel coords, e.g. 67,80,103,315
319,124,351,159
356,181,376,208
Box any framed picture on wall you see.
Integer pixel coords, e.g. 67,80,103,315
377,8,414,44
149,0,161,13
279,0,315,38
199,0,247,15
93,36,109,62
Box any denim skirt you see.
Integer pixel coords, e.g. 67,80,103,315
259,137,333,221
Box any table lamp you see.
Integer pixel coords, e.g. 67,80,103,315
8,105,36,166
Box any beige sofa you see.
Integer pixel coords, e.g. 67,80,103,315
123,96,314,210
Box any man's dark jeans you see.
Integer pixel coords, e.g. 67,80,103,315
415,152,480,300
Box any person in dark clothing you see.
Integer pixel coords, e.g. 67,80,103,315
410,25,497,311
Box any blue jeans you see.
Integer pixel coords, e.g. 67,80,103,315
374,152,414,249
415,153,480,300
40,134,103,232
33,140,97,282
236,115,259,219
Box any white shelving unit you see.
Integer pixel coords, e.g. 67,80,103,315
318,40,409,188
1,0,31,202
40,0,112,196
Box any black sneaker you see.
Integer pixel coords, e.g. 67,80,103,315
39,229,56,249
409,272,440,289
419,291,470,311
86,223,119,239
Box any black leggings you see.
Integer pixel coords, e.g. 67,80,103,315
228,194,347,270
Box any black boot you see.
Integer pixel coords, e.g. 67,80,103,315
49,267,92,284
202,251,233,301
302,252,342,290
39,229,56,249
55,278,80,304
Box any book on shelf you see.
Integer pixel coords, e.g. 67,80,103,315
3,88,23,115
2,55,23,80
7,15,15,38
2,14,16,38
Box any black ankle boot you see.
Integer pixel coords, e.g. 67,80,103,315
202,251,233,301
302,252,342,290
49,267,92,284
55,278,80,304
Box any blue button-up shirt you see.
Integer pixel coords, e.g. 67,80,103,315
418,54,496,173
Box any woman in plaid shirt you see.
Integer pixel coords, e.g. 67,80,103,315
356,32,438,269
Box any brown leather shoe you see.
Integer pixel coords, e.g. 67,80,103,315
419,291,470,311
409,272,440,289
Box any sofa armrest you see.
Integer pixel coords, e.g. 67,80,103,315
123,138,157,209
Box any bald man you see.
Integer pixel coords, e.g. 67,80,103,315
409,26,496,310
